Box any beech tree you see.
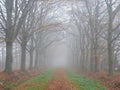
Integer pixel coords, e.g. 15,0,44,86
0,0,35,73
105,0,120,76
70,0,120,75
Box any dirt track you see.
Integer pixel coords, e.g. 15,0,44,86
45,68,76,90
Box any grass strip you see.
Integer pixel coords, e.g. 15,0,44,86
4,69,53,90
67,71,106,90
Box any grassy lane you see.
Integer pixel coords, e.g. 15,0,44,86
4,69,106,90
45,68,76,90
67,72,106,90
4,70,52,90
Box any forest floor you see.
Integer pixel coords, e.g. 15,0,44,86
80,70,120,90
0,68,120,90
2,68,106,90
0,69,42,90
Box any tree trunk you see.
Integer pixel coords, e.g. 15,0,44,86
107,8,114,76
107,39,114,76
20,42,27,71
90,43,94,72
34,49,39,68
94,38,98,72
94,56,98,72
82,49,85,69
4,41,13,73
29,50,33,69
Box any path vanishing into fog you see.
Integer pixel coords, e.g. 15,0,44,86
9,68,105,90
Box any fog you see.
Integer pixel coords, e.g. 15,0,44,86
0,0,120,76
47,43,68,67
0,0,120,89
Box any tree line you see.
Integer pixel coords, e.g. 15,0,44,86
69,0,120,76
0,0,62,73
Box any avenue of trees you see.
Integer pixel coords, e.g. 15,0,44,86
0,0,62,73
0,0,120,77
70,0,120,76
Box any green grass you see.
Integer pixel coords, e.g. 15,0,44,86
4,81,22,90
23,70,52,90
4,70,52,90
4,69,106,90
67,72,106,90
